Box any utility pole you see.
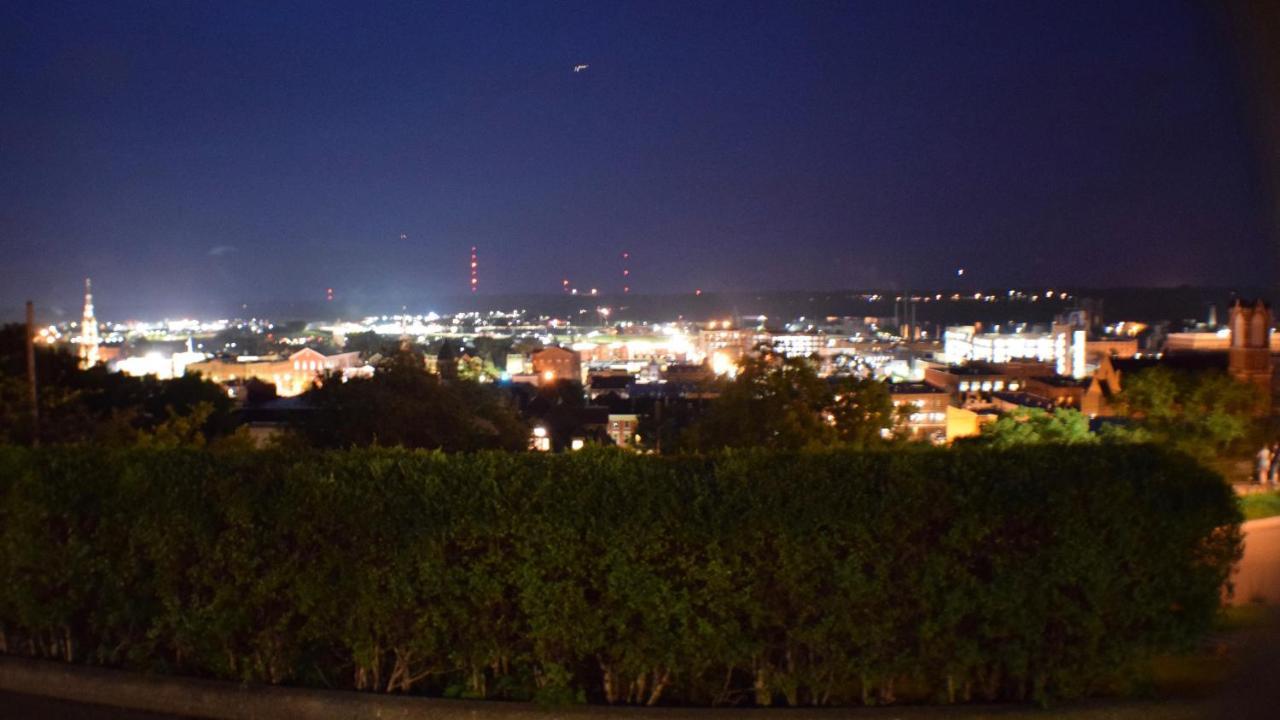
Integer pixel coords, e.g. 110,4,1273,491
25,301,39,447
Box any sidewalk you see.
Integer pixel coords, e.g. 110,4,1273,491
1230,516,1280,605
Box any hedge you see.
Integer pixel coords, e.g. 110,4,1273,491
0,445,1241,706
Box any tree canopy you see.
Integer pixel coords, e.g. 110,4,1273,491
0,323,235,446
292,348,527,451
1118,367,1262,459
683,352,901,451
976,407,1096,447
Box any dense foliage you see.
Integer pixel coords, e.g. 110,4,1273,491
291,349,527,451
0,324,236,446
974,408,1092,446
973,408,1156,448
0,445,1239,706
683,353,904,451
1118,367,1262,459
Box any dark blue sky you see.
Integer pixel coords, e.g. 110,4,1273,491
0,0,1271,318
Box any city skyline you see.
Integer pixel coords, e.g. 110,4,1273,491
2,0,1274,317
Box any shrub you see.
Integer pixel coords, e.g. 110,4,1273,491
0,445,1240,706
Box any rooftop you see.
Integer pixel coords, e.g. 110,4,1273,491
889,382,946,395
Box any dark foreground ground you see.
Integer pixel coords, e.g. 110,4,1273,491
0,690,1223,720
0,691,185,719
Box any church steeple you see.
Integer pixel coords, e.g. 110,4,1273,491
1228,298,1271,414
79,278,100,368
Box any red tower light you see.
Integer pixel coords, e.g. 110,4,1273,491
470,246,478,293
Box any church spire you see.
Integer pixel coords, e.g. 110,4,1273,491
79,277,100,368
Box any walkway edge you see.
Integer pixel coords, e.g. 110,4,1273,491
0,654,1211,720
1243,516,1280,532
0,655,567,720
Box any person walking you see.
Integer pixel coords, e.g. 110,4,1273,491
1257,443,1272,485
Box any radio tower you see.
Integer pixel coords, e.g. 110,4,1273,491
621,250,631,294
470,246,478,293
79,278,100,368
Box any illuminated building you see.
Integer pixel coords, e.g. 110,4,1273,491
988,391,1057,413
944,326,1056,366
923,361,1048,399
889,382,949,442
1083,337,1140,364
770,334,823,358
114,338,208,380
661,363,712,384
1228,299,1272,411
531,346,581,385
506,354,528,375
1022,375,1090,409
607,413,639,447
1164,330,1231,351
587,374,631,400
530,425,551,452
945,405,995,443
945,311,1095,379
78,278,101,368
187,348,363,397
697,326,755,361
709,350,736,377
1050,311,1088,379
1082,300,1275,417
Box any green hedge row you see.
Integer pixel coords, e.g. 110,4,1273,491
0,446,1240,706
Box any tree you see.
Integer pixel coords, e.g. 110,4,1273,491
0,324,236,446
293,348,526,451
829,377,900,448
1118,367,1262,459
342,331,401,359
684,353,832,451
523,379,600,452
976,407,1096,447
684,352,901,452
210,325,270,356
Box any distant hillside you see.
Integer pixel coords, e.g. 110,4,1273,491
156,285,1270,329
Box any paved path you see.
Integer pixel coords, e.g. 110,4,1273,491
1231,517,1280,605
0,690,191,719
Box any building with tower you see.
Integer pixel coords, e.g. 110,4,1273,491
78,278,101,368
1228,299,1272,410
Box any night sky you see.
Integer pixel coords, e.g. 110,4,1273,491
1,0,1272,319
